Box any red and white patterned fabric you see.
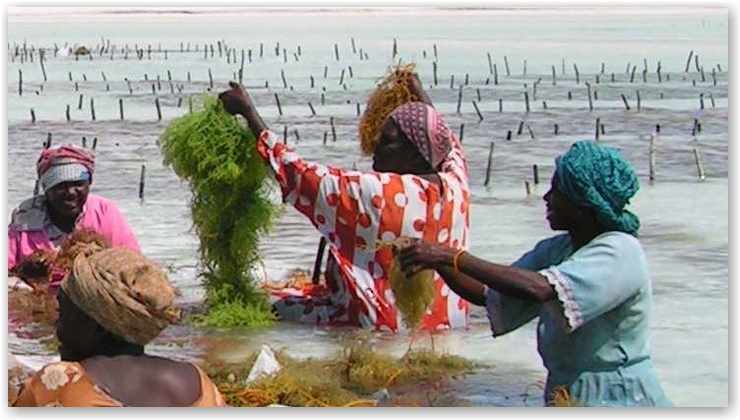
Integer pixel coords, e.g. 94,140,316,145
257,119,470,332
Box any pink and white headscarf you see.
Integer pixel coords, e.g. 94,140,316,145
36,145,95,190
389,102,453,170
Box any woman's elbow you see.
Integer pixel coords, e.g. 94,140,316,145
525,281,556,303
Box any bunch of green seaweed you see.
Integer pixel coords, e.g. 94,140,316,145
205,340,476,407
159,95,279,327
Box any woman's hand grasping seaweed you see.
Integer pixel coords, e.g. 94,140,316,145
218,81,269,137
398,240,455,278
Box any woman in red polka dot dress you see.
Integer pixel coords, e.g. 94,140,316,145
219,77,470,332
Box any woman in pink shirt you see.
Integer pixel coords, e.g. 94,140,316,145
8,145,140,293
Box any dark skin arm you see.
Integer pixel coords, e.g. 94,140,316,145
218,81,269,137
398,240,556,304
436,265,486,306
219,74,431,134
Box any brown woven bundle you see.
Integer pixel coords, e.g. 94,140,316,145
358,64,419,155
63,247,181,345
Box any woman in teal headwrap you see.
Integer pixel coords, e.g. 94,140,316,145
398,141,671,407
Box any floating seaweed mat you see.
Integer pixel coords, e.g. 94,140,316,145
207,340,475,407
159,95,279,328
358,63,419,155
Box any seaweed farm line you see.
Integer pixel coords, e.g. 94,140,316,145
6,7,728,406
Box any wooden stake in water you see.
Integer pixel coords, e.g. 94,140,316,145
554,123,559,135
308,102,317,116
312,236,328,284
92,137,98,150
693,148,705,180
527,124,535,140
699,93,705,110
524,91,530,113
30,108,36,123
66,105,71,122
595,117,601,141
620,94,631,110
274,93,283,116
155,98,162,121
532,164,539,185
456,86,463,114
39,53,47,82
586,82,593,112
551,65,556,85
573,63,580,84
90,98,96,121
525,180,531,196
636,90,641,112
18,69,22,96
433,61,438,85
504,56,510,76
139,165,146,199
330,117,337,142
472,101,484,121
484,142,494,187
487,52,493,74
459,123,465,142
649,133,656,182
208,69,213,89
692,119,700,137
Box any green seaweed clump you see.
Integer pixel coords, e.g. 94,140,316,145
206,339,477,407
159,95,279,328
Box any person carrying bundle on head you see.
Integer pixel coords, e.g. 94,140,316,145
8,144,140,294
218,74,471,332
12,242,226,407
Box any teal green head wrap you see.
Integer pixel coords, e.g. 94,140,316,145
555,141,640,235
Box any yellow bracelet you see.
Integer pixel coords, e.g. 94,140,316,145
453,249,466,272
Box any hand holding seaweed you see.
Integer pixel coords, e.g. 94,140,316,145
218,81,251,116
218,81,269,138
377,237,437,331
398,240,455,276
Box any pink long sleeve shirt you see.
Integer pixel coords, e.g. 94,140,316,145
8,193,141,291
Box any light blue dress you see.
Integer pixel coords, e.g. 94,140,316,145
485,231,672,407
